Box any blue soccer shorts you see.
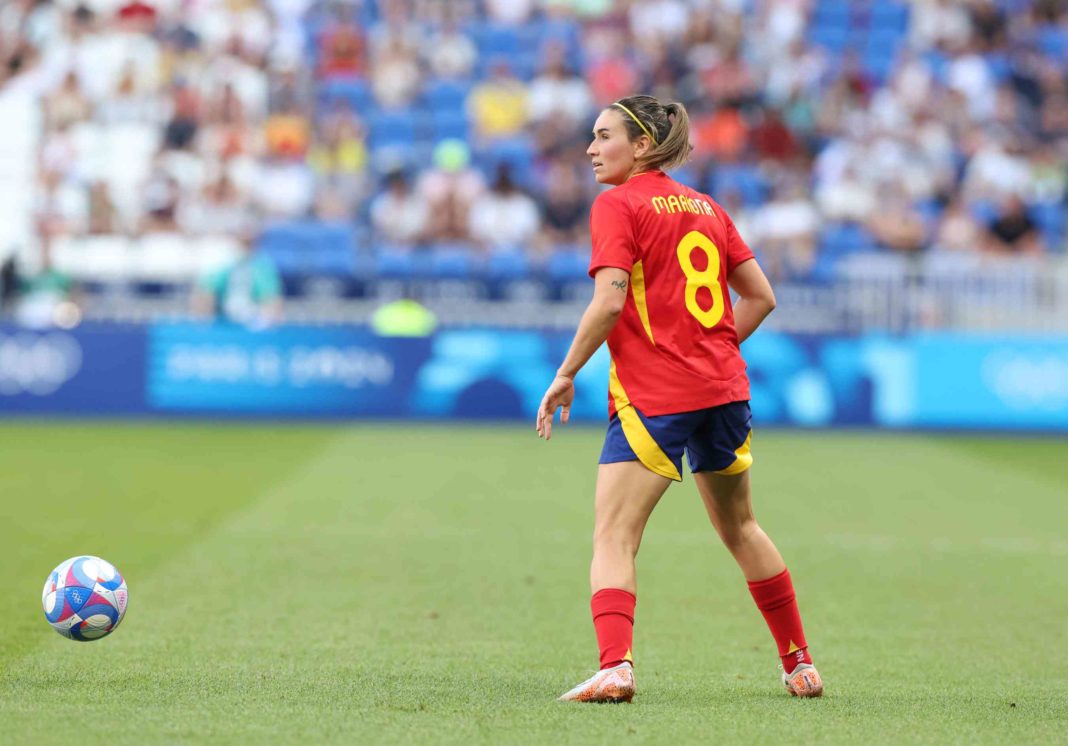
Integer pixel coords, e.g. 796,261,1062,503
599,400,753,482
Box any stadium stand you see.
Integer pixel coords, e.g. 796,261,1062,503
0,0,1065,330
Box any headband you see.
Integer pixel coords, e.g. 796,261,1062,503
612,102,658,146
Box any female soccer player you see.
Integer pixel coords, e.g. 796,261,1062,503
537,95,822,703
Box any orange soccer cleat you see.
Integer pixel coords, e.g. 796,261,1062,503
558,662,635,703
782,663,824,698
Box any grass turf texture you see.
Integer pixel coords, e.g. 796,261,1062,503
0,422,1065,744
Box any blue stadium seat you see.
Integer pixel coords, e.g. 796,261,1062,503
486,249,532,282
1032,202,1066,248
812,0,851,28
969,201,998,226
256,221,355,277
1038,25,1068,61
547,248,590,283
431,110,469,142
520,18,582,54
818,223,877,257
984,52,1012,82
870,2,910,32
423,79,472,112
374,246,418,279
472,23,520,57
916,199,945,230
862,47,897,84
318,78,372,113
477,52,539,81
428,244,474,279
923,50,950,84
367,109,422,149
479,137,537,188
672,166,699,190
309,248,355,276
261,246,303,275
709,165,767,206
808,25,849,52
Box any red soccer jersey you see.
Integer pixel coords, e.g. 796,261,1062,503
588,169,755,417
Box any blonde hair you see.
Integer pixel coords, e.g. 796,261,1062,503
611,95,692,172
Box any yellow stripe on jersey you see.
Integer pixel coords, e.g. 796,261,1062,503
715,430,753,475
610,361,681,482
630,261,654,345
608,359,630,410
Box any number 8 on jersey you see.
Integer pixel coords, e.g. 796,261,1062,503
676,230,725,329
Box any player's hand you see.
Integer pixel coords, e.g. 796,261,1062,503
536,374,575,440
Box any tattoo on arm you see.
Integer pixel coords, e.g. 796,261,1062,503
611,279,628,292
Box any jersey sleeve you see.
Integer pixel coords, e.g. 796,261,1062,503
719,207,756,274
588,190,638,277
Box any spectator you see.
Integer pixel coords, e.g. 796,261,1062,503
139,157,182,234
251,154,315,218
264,100,311,159
370,170,428,248
750,108,800,163
467,61,528,142
751,175,819,281
868,189,928,254
468,165,540,252
484,0,535,25
44,70,92,129
416,139,485,242
424,14,477,80
585,28,640,106
162,84,200,151
180,173,248,236
692,105,749,163
87,180,119,235
192,225,283,327
933,197,981,252
538,159,590,247
96,61,157,124
371,36,421,110
316,9,366,80
984,194,1045,254
308,101,369,208
527,41,593,126
13,241,79,329
35,169,87,239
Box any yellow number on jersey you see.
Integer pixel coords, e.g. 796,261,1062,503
676,230,725,328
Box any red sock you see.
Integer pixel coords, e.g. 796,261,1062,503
591,588,635,670
747,568,813,674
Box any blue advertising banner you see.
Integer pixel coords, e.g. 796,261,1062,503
148,323,431,415
0,323,146,414
1,321,1067,431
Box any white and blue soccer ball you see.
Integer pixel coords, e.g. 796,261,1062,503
41,556,128,641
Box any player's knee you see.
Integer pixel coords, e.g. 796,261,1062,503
592,523,641,557
718,517,760,551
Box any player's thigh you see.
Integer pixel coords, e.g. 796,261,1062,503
593,461,672,545
686,400,754,528
693,468,754,531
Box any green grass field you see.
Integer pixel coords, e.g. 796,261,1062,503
1,422,1066,744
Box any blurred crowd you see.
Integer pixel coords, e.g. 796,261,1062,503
1,0,1066,292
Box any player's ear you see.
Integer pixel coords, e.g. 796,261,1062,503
632,135,651,158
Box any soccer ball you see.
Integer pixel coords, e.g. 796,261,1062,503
41,555,128,641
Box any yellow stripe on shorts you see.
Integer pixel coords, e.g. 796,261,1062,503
609,361,681,481
715,430,753,475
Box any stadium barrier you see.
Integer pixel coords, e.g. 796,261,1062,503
1,322,1067,431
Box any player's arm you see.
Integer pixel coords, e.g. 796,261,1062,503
536,267,629,439
557,267,629,378
728,258,776,344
